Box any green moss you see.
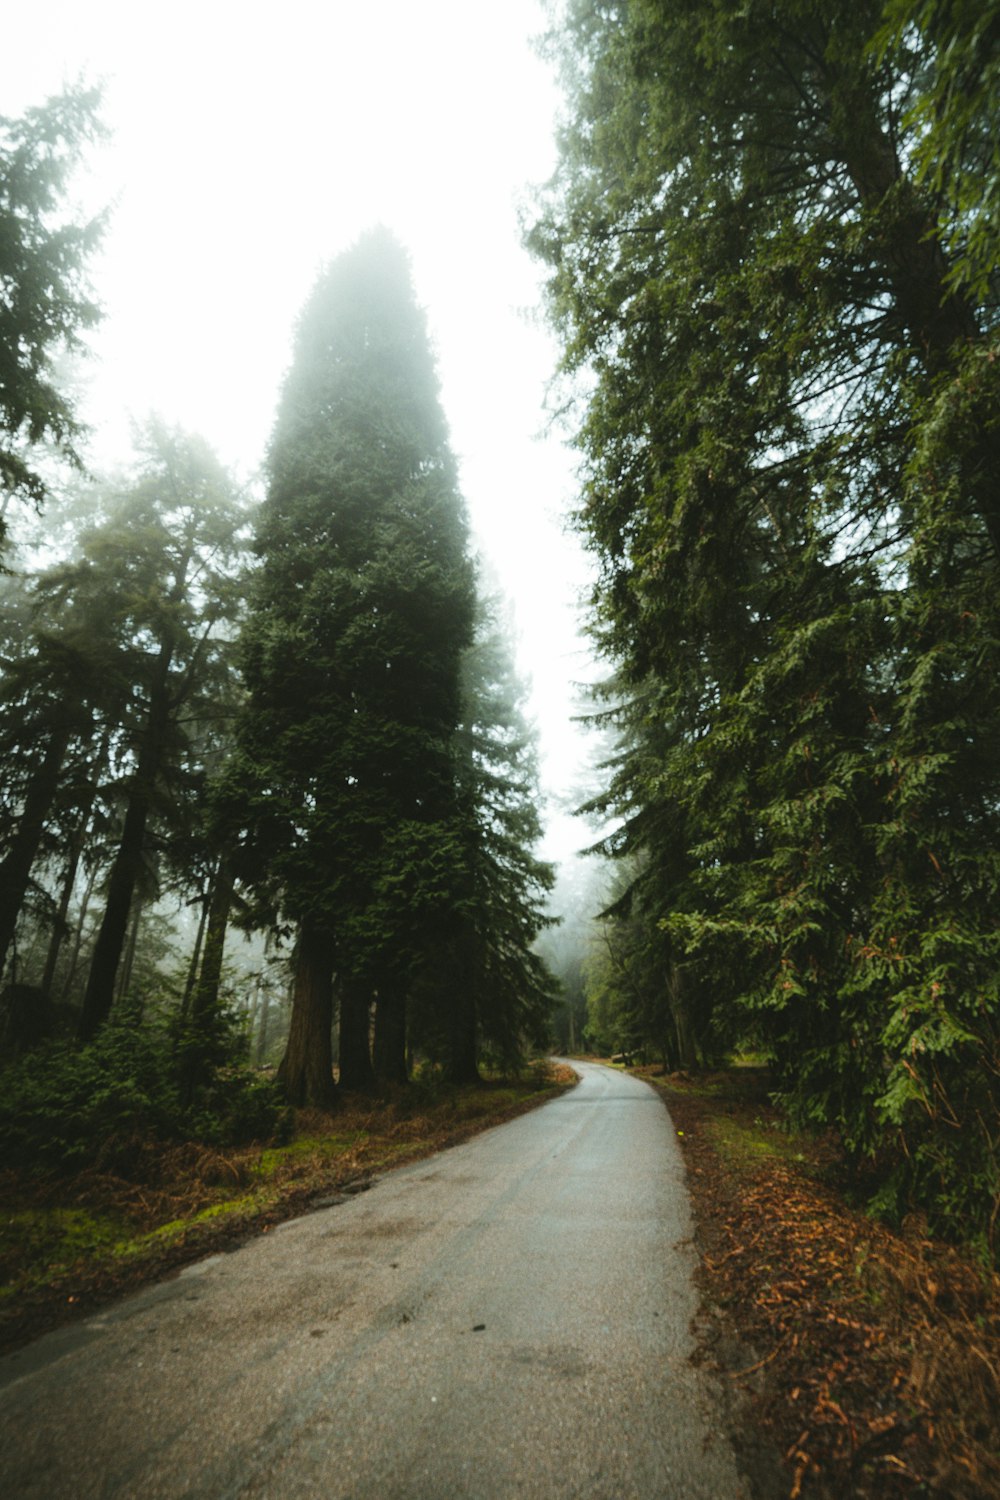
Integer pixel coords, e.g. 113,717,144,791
0,1206,136,1299
128,1193,263,1253
0,1207,125,1272
647,1072,726,1099
707,1115,808,1168
254,1132,367,1179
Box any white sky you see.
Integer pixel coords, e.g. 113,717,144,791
3,0,601,864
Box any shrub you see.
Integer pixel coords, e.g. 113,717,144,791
0,1020,288,1174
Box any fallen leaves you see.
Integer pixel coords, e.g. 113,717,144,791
654,1068,1000,1498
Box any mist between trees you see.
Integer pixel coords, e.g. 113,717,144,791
0,144,561,1155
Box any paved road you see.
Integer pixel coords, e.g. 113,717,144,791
0,1062,743,1498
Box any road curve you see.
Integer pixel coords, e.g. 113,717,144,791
0,1062,743,1498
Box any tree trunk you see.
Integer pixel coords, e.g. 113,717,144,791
116,900,143,1014
276,917,337,1109
77,790,151,1041
373,987,408,1087
178,859,237,1100
190,859,235,1029
444,985,480,1086
338,976,375,1091
41,841,83,1000
180,886,210,1023
60,861,98,1010
0,723,72,979
41,731,110,1001
255,981,271,1064
78,643,172,1043
669,963,697,1070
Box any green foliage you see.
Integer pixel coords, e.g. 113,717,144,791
231,229,476,967
226,229,558,1101
531,0,1000,1251
0,1020,288,1173
878,0,1000,305
0,85,105,543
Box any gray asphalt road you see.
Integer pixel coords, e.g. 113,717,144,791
0,1061,744,1498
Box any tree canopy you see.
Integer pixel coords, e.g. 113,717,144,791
530,0,1000,1248
0,86,105,547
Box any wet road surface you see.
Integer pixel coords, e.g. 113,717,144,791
0,1061,743,1497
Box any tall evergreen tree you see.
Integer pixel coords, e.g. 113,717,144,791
73,425,248,1040
230,229,475,1108
530,0,1000,1242
413,607,557,1082
0,86,104,549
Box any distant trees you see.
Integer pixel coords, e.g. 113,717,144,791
0,425,250,1046
530,0,1000,1246
0,86,105,549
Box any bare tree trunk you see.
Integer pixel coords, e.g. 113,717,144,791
373,987,408,1087
189,859,235,1029
338,976,375,1091
41,732,110,1001
276,917,337,1109
255,981,271,1064
60,861,99,1010
669,963,697,1070
79,642,172,1042
0,723,72,978
116,899,142,1013
41,844,82,1001
180,886,210,1023
254,934,275,1064
178,859,237,1099
444,985,480,1086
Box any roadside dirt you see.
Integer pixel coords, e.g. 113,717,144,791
649,1066,1000,1499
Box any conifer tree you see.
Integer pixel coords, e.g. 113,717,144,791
74,426,247,1040
413,607,557,1081
0,86,104,549
231,229,475,1108
530,0,1000,1241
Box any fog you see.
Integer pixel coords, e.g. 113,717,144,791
2,0,601,867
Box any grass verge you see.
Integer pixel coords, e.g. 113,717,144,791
0,1060,577,1356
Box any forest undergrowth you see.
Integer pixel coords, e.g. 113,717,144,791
0,1060,576,1357
644,1065,1000,1499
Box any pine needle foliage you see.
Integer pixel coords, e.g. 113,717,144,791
0,86,105,544
228,229,477,1104
530,0,1000,1251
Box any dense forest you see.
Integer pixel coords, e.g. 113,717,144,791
0,93,556,1156
3,0,1000,1263
529,0,1000,1253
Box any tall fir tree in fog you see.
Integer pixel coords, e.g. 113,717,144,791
0,86,104,550
72,426,248,1040
230,229,475,1107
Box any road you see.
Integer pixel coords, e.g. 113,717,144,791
0,1061,744,1498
